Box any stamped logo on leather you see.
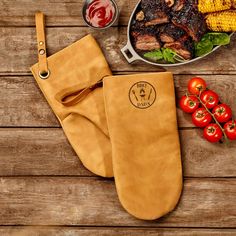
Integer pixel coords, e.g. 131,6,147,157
129,81,156,109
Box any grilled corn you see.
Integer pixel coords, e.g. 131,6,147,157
206,10,236,32
198,0,234,13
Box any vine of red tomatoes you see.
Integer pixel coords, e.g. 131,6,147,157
179,77,236,143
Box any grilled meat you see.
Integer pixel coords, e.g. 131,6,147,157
172,0,197,11
131,22,161,51
131,21,159,36
130,0,207,61
141,0,171,11
130,21,146,36
165,0,175,7
164,35,194,59
189,0,198,9
172,3,207,41
160,24,186,43
141,0,170,26
172,0,185,11
135,34,161,51
145,11,169,26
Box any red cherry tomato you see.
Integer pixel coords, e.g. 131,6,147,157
203,123,223,143
188,77,207,95
224,120,236,140
200,90,219,109
192,108,212,127
179,95,199,113
212,104,232,123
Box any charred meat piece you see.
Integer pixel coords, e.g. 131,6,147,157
165,0,175,7
160,24,186,43
145,11,169,26
141,0,170,11
172,0,197,12
141,0,170,26
189,0,198,8
172,4,207,41
135,34,161,51
164,36,194,59
130,21,160,37
131,21,160,37
130,21,146,36
172,0,185,11
131,21,161,51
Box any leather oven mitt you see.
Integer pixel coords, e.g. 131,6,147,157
30,12,113,177
103,72,183,220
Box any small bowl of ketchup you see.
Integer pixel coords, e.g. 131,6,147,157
82,0,119,29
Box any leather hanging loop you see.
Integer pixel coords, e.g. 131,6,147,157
55,80,104,107
35,12,50,79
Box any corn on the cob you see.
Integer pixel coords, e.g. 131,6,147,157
206,10,236,32
198,0,234,13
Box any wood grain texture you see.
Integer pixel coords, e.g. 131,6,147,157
0,128,90,176
1,75,235,128
0,27,235,75
1,0,236,232
0,128,235,177
0,0,136,26
0,227,235,236
0,177,235,227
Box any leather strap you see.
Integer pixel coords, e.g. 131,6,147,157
55,80,103,107
35,12,49,79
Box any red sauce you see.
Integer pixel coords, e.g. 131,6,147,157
86,0,115,28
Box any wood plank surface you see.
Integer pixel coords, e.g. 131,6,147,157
0,128,235,177
0,27,235,75
0,177,235,227
0,128,90,176
1,75,235,128
0,227,235,236
1,0,236,233
0,0,136,26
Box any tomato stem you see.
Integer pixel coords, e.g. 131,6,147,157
194,92,229,143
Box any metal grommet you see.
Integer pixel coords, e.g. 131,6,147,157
39,41,44,46
39,70,50,79
39,49,45,55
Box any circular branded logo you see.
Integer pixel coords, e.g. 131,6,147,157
129,81,156,109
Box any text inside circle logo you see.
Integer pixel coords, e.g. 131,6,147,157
129,81,156,109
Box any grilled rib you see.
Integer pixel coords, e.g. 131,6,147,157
164,35,194,59
141,0,170,26
141,0,171,11
131,22,161,51
145,11,169,26
135,34,161,51
172,3,207,41
165,0,175,7
172,0,185,11
160,24,186,43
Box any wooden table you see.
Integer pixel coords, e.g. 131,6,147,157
0,0,236,235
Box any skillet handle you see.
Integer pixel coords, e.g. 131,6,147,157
121,44,137,63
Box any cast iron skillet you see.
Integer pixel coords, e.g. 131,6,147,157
121,0,234,67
